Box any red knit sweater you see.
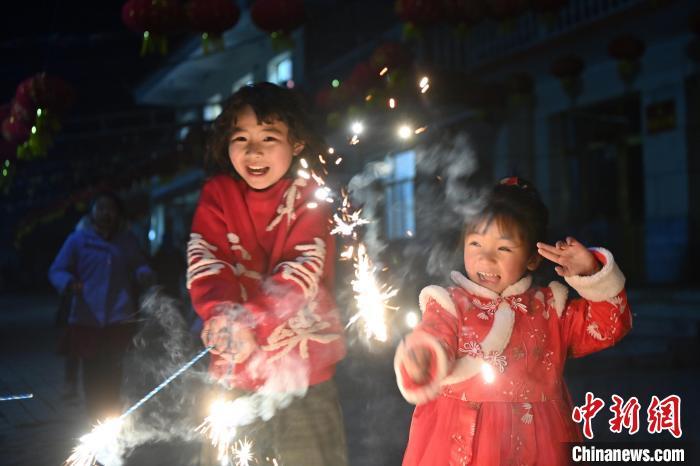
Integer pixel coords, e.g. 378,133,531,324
188,174,346,390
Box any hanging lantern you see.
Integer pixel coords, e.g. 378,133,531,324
550,55,584,101
0,103,21,153
369,41,412,74
345,62,375,97
9,73,75,159
122,0,186,55
250,0,305,50
608,35,645,86
186,0,241,53
16,73,75,115
442,0,485,35
506,71,534,106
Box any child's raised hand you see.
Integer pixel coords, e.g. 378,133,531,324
403,346,432,385
536,237,601,277
202,314,258,364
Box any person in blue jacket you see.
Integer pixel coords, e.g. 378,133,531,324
49,191,154,420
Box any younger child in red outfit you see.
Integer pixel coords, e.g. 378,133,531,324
188,83,347,466
395,177,631,465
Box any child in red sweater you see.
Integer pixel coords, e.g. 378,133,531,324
188,82,347,466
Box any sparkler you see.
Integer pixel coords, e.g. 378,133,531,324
231,438,255,466
65,345,213,466
196,396,258,465
347,243,398,342
330,211,370,237
0,393,33,401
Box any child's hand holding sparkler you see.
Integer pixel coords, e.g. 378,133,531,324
202,306,258,364
403,345,432,385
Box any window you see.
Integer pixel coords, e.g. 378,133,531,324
203,93,223,121
267,52,293,86
232,73,253,93
384,149,416,239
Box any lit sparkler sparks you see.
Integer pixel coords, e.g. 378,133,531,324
196,397,257,465
481,362,496,383
347,243,398,342
64,418,123,466
330,211,370,237
66,345,213,466
232,438,255,466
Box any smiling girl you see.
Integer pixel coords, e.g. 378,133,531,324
188,82,347,465
394,177,632,465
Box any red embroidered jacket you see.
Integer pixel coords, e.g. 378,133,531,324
188,175,346,390
395,248,631,404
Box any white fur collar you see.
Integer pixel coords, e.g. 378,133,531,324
450,271,532,299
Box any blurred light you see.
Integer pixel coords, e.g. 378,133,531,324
31,126,36,134
406,230,414,237
388,98,396,109
351,121,364,135
298,169,311,179
36,108,42,117
286,80,295,89
349,134,360,145
365,94,373,102
379,67,388,76
148,230,156,241
328,147,335,154
398,125,412,139
300,158,309,169
335,157,343,165
4,160,9,167
419,76,429,88
420,84,430,93
314,187,331,201
414,126,427,135
481,362,495,383
331,79,340,88
2,169,7,177
405,310,419,329
306,202,318,209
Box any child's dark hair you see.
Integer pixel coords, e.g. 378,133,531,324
465,177,548,252
205,82,323,176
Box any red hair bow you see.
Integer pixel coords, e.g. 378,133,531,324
500,176,520,186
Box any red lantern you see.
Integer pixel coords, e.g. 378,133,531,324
250,0,305,34
345,62,375,96
369,42,412,73
395,0,442,27
2,115,32,145
550,55,584,100
16,73,75,115
608,35,645,86
187,0,241,41
550,55,584,79
122,0,186,55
